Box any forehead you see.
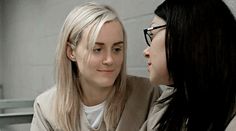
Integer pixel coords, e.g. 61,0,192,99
99,20,123,36
151,16,166,26
96,20,124,43
78,20,124,50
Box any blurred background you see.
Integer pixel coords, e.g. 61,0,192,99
0,0,235,130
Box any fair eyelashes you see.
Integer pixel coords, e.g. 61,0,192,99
92,42,124,54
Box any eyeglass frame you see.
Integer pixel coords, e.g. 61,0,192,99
143,25,166,46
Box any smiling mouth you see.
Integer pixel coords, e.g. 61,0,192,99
97,69,114,72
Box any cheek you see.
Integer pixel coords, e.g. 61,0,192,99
150,40,166,64
151,48,166,70
150,32,166,63
150,36,168,77
116,54,124,66
87,55,102,66
76,55,99,70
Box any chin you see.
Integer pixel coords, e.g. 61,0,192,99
150,76,163,85
149,77,157,85
98,79,116,87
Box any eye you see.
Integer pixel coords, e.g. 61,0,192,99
148,32,154,41
93,48,102,53
112,46,123,53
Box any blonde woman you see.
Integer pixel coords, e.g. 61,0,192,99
31,2,160,131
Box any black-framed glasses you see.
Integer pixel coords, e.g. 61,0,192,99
143,25,166,46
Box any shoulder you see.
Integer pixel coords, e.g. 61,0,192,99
116,76,160,131
127,75,153,91
35,86,56,106
31,86,57,130
127,75,161,98
140,85,175,130
226,115,236,131
34,86,57,120
126,75,160,101
226,105,236,131
127,75,150,84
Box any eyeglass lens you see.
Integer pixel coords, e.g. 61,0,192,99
145,32,152,46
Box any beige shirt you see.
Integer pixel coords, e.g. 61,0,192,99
140,85,236,131
30,75,160,131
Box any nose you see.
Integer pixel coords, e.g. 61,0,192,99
102,52,114,66
143,47,150,58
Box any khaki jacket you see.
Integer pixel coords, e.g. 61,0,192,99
31,75,160,131
140,85,236,131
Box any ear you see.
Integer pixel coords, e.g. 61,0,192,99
66,43,76,62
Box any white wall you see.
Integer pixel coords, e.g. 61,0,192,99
224,0,236,17
0,0,3,100
2,0,54,99
0,0,3,85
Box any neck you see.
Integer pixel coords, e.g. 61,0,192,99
81,81,112,106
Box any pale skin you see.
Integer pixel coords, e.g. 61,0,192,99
143,16,173,85
67,20,124,106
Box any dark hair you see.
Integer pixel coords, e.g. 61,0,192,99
155,0,236,130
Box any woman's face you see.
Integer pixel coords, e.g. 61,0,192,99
143,16,172,85
73,20,124,89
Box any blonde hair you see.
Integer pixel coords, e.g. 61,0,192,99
54,2,128,131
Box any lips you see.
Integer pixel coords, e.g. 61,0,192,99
147,61,152,66
97,69,114,72
147,62,151,72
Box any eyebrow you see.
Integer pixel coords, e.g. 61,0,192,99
95,41,124,45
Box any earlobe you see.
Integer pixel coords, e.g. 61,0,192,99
66,43,76,62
